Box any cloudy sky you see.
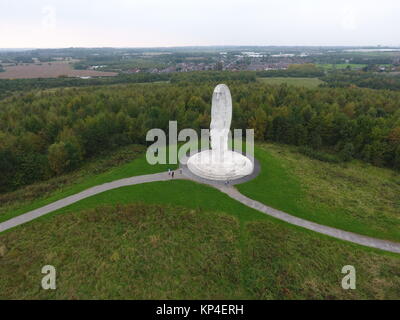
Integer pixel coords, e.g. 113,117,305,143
1,0,400,48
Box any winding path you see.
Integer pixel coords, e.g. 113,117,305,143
1,170,399,254
0,173,171,234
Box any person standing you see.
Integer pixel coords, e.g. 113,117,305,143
168,168,171,175
171,171,175,179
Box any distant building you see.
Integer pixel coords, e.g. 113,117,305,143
126,68,141,74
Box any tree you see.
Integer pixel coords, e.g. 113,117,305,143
394,146,400,170
310,132,322,149
388,127,400,145
248,108,267,141
47,141,80,175
340,142,355,161
0,148,16,191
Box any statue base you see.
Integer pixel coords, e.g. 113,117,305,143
187,150,254,181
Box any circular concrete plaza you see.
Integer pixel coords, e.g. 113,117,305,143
182,152,261,186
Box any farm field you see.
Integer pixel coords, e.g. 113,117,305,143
317,63,367,70
257,77,324,88
0,61,117,79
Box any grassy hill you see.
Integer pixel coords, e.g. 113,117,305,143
238,144,400,242
0,143,399,299
2,143,399,242
0,203,399,299
0,144,177,223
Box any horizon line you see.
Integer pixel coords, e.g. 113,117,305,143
1,44,400,51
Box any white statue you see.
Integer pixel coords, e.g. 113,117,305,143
187,84,254,181
210,84,232,154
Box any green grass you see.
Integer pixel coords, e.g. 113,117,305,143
31,180,261,225
317,63,367,70
1,143,399,299
238,144,400,242
0,144,177,223
0,203,398,299
2,143,399,243
0,145,145,213
257,77,324,88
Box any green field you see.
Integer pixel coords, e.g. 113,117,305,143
0,143,399,299
0,202,399,299
257,77,324,88
238,144,400,242
317,63,367,70
2,143,399,242
0,144,178,223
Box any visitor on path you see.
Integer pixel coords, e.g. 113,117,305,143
171,171,175,178
168,168,171,175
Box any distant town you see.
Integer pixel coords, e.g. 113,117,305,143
1,46,400,79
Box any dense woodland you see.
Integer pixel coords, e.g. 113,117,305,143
0,71,257,100
321,71,400,91
0,78,400,192
0,73,170,100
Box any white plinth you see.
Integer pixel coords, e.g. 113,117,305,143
187,150,254,181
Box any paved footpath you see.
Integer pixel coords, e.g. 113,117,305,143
1,170,399,254
213,185,400,254
0,173,171,234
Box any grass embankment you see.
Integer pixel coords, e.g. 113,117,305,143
257,77,324,88
237,144,400,242
2,143,399,243
0,203,398,299
0,143,399,299
0,144,177,223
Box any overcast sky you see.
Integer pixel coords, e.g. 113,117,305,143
1,0,400,48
